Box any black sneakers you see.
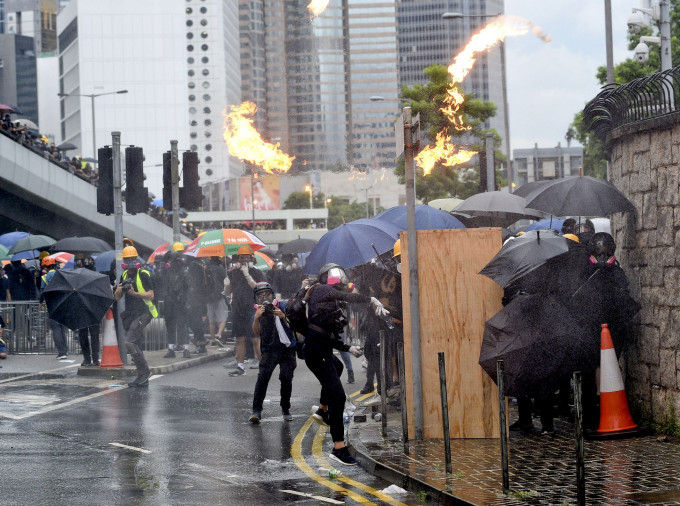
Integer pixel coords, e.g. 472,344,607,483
249,411,261,424
128,371,151,387
359,384,374,395
163,349,176,359
312,408,329,427
329,446,358,466
282,409,293,422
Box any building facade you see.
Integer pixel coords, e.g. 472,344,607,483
0,33,38,124
3,0,57,54
512,143,584,186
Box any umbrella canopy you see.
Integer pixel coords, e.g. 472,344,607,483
151,198,163,207
427,197,464,212
184,228,266,258
148,242,172,263
524,218,565,233
524,176,636,217
373,204,466,230
51,236,112,254
13,118,38,130
0,104,19,114
0,244,9,260
7,234,55,255
254,251,274,270
0,231,29,249
93,250,145,273
512,180,553,199
277,238,318,256
454,191,543,227
57,142,78,151
42,268,115,330
479,230,569,289
47,252,74,265
480,294,593,398
303,218,401,274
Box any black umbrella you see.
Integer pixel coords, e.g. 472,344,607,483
454,191,544,227
480,294,594,398
512,180,553,198
278,238,318,256
51,236,112,254
42,268,114,330
524,176,635,217
57,142,78,151
7,234,56,255
479,230,569,289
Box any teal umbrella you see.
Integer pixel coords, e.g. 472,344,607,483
7,234,55,255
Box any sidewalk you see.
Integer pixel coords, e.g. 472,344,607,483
348,402,680,505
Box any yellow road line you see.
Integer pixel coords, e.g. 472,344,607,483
291,418,377,505
348,383,377,400
311,425,408,506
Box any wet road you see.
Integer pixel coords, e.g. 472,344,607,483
1,358,419,505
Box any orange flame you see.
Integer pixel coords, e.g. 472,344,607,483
223,101,295,174
417,16,548,176
307,0,329,17
348,167,368,181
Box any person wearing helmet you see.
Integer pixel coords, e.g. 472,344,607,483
561,218,576,235
227,246,266,376
78,256,101,366
171,241,185,253
40,256,69,359
273,253,303,300
304,263,388,466
114,245,157,387
161,250,191,358
248,282,297,423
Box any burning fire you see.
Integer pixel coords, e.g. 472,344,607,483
308,0,329,17
348,168,368,181
223,101,295,174
416,16,549,176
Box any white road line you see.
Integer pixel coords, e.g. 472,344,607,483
280,489,344,504
109,442,152,454
0,364,80,385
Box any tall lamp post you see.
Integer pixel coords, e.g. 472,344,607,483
57,89,128,160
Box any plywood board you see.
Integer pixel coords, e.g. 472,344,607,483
400,228,504,439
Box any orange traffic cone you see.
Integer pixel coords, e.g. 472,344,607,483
99,309,123,368
597,323,637,433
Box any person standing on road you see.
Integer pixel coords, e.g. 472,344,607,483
162,250,191,358
114,246,157,387
78,256,101,366
228,246,265,376
248,282,297,423
40,257,69,359
204,256,228,349
304,263,388,466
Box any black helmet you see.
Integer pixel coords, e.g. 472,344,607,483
575,219,595,235
319,263,349,291
163,250,179,264
561,218,576,235
82,256,95,271
588,232,616,265
253,281,273,300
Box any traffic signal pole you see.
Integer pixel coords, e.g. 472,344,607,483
111,132,127,364
170,140,180,243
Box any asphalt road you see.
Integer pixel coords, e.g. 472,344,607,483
0,356,419,505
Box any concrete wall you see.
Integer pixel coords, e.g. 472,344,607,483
607,113,680,422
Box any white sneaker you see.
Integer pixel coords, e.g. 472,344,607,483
249,359,260,369
363,393,382,407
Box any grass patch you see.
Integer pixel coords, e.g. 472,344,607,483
655,401,680,438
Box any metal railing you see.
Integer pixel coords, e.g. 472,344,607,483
583,65,680,140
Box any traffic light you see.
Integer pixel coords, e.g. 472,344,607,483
125,146,149,215
162,151,173,210
179,150,202,210
96,146,114,215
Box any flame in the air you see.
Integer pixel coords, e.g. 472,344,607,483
416,16,549,176
308,0,329,17
223,101,295,174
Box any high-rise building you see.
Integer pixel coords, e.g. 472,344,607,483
396,0,509,162
0,33,38,124
3,0,58,54
513,143,583,186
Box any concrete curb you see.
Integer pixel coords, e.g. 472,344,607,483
76,348,234,378
347,424,473,506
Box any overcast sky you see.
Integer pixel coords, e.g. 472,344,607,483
504,0,643,152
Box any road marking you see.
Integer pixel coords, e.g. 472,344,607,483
0,363,80,385
291,418,377,505
280,489,344,504
109,442,151,454
0,393,60,406
311,424,408,506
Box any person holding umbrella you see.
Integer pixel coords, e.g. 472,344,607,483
77,256,101,366
39,257,69,359
114,246,157,387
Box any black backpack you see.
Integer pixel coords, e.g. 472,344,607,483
285,283,317,335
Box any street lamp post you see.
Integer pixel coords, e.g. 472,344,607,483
57,89,128,159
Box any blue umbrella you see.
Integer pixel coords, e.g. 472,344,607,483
524,218,565,233
373,204,465,230
11,249,40,261
93,250,145,272
0,231,28,248
152,198,163,207
303,218,402,274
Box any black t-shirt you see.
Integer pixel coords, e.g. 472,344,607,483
120,268,154,317
228,266,265,314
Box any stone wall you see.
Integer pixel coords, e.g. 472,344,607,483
607,119,680,422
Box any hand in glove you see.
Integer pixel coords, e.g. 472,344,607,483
240,264,250,275
348,346,363,358
370,297,390,317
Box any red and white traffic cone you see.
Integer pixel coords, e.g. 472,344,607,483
99,309,123,368
597,323,637,434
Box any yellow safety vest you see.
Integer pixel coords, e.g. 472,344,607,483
122,269,158,318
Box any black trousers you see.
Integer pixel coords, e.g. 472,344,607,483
252,346,297,413
165,303,188,346
304,337,346,442
78,325,100,362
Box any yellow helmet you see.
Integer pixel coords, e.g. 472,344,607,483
172,241,185,252
563,233,580,243
393,239,401,257
122,246,139,259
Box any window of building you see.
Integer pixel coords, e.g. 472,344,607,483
200,6,207,13
205,156,212,163
202,81,209,89
186,20,193,27
187,57,194,64
205,131,211,138
204,119,211,126
186,32,193,39
205,144,212,151
200,31,208,39
189,94,195,101
201,44,208,51
186,7,192,13
191,144,197,151
201,56,209,63
203,94,210,101
189,107,197,114
190,132,197,139
188,69,195,76
200,19,208,26
188,82,195,89
187,45,194,51
203,107,211,114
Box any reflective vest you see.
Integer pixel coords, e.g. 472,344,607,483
122,268,158,318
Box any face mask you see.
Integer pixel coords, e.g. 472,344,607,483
396,263,402,274
291,262,298,269
248,262,254,268
285,265,292,272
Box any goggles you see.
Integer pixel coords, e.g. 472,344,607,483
255,290,273,303
238,255,252,262
326,267,349,287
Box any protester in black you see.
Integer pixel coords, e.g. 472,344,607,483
304,263,388,466
248,282,297,423
78,256,101,366
162,251,191,358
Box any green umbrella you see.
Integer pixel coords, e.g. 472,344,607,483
7,234,56,255
0,244,10,261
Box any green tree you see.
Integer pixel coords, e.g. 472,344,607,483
326,200,369,229
393,64,505,202
571,0,680,179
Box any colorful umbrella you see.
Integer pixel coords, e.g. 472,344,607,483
47,251,75,265
147,240,191,263
254,251,274,270
184,228,266,258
